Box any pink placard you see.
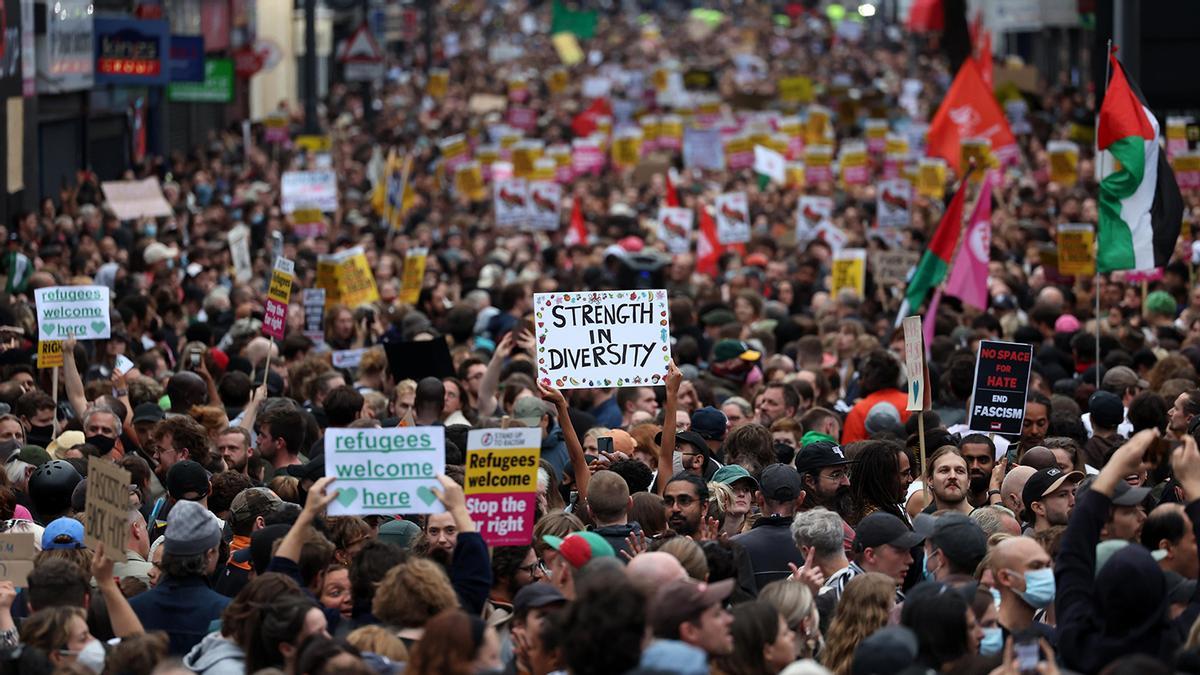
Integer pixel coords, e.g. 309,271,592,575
466,493,535,546
263,299,287,339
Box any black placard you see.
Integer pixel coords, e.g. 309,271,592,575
967,340,1033,436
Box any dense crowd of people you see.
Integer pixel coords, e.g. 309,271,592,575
0,1,1197,674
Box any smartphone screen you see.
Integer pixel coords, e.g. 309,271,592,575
596,436,613,455
1014,639,1039,675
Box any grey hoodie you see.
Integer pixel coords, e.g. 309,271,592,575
183,633,244,675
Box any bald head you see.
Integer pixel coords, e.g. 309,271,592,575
991,535,1050,572
1001,465,1036,517
626,552,687,598
1020,446,1057,471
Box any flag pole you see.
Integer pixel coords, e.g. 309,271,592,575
1095,39,1113,388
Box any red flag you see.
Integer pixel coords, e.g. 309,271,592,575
665,169,679,207
926,59,1016,171
696,203,723,277
571,98,613,138
564,198,588,246
906,0,944,32
976,30,994,90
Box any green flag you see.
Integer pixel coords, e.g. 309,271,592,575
551,1,597,40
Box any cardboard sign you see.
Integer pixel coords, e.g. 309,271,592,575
263,257,294,340
493,178,529,228
877,178,912,229
525,181,562,231
281,170,338,214
332,348,367,370
967,340,1034,436
870,250,921,286
325,427,446,516
1056,224,1095,276
100,178,173,221
0,533,35,585
400,248,427,305
37,340,64,369
465,428,540,546
302,288,326,342
657,206,694,254
830,249,866,298
228,224,253,283
84,457,133,554
35,286,111,340
1047,141,1079,186
796,196,833,245
903,316,925,412
714,192,750,244
533,289,671,389
315,247,380,308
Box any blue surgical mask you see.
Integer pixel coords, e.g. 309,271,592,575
195,184,213,206
980,627,1004,656
990,587,1001,608
921,549,939,581
1017,568,1056,609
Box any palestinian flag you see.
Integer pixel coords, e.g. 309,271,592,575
1097,51,1183,273
904,172,970,310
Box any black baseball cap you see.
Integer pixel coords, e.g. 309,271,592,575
1022,467,1084,512
1076,475,1150,507
759,463,803,502
166,460,210,500
854,512,924,552
794,440,853,474
914,513,988,572
656,430,710,458
1088,390,1124,429
690,407,727,441
513,582,567,617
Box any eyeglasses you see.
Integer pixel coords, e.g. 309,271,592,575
519,561,549,577
822,469,850,481
663,494,696,507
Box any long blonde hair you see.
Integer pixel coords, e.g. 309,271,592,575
820,573,895,675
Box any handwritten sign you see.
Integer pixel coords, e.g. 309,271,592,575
657,206,694,254
400,248,427,305
968,340,1033,436
534,289,671,389
35,286,111,340
714,192,750,244
465,428,539,546
903,316,925,412
262,257,294,340
325,427,445,516
281,170,338,214
84,457,133,554
830,249,866,298
38,340,64,369
0,533,35,585
870,250,921,286
101,178,173,221
1056,224,1095,276
316,247,380,308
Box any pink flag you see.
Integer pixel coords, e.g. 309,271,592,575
944,173,993,310
923,286,942,358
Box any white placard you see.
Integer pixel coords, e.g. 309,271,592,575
877,179,912,229
325,427,446,515
796,196,833,245
525,181,562,231
228,225,252,283
657,206,694,254
903,316,925,412
35,286,111,340
493,178,528,228
101,178,173,221
714,192,750,244
281,170,338,214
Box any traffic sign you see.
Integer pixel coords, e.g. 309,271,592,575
339,22,384,82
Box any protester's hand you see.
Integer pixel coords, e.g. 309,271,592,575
64,336,77,357
303,477,339,516
665,360,682,393
430,474,466,513
493,332,515,361
251,384,268,405
112,368,128,393
1106,428,1159,479
1173,434,1200,500
514,330,535,354
91,542,115,586
788,548,826,595
538,382,567,410
990,456,1008,492
698,516,720,541
0,582,15,612
620,530,648,561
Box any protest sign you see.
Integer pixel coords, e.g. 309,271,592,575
35,286,111,340
101,179,173,221
426,69,449,98
967,340,1033,436
465,428,540,546
493,178,529,228
228,225,253,283
302,288,325,343
526,181,562,231
917,158,947,199
830,249,866,298
816,222,849,255
839,142,869,185
683,127,724,171
714,192,750,244
877,178,912,229
332,348,367,370
325,427,446,516
1175,151,1200,190
37,340,64,369
400,248,427,305
804,145,833,183
281,170,338,214
778,75,813,104
1056,224,1095,276
315,247,380,308
1047,141,1079,186
806,106,831,145
865,119,889,153
657,206,694,254
870,250,920,286
511,141,543,179
0,533,34,585
1125,268,1164,284
796,196,833,245
611,129,644,170
84,457,133,554
753,145,786,184
785,162,806,189
454,161,486,201
903,316,925,412
959,138,993,182
533,289,671,389
1167,116,1192,158
262,257,294,340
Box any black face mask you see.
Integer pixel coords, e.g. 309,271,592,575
0,439,19,461
27,425,54,446
86,435,117,456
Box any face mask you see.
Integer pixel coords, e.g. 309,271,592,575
76,638,106,673
922,549,939,581
251,213,265,225
145,222,157,237
990,587,1002,608
1016,568,1056,609
27,424,54,444
86,435,116,456
195,184,214,206
980,627,1004,656
0,439,20,460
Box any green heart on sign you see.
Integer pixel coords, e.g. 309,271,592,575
416,486,438,506
91,321,107,335
41,324,54,337
335,487,358,507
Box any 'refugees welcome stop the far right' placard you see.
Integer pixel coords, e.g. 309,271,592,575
534,289,671,389
325,427,445,515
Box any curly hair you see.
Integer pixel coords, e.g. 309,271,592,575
151,415,211,467
220,573,302,642
324,516,373,557
19,606,86,654
858,349,901,396
821,573,896,675
209,471,252,516
560,579,645,675
722,424,775,477
372,557,458,628
101,630,170,675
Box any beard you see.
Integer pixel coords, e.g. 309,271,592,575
813,487,854,520
969,474,989,494
934,481,966,505
668,513,699,536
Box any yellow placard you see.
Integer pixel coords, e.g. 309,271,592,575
779,116,802,140
427,69,449,99
959,138,993,182
1048,141,1079,186
839,145,869,187
547,145,571,168
476,145,500,166
640,115,660,144
454,162,486,201
438,134,469,163
917,159,947,199
778,76,814,104
267,261,294,305
499,131,523,151
531,158,556,182
611,134,643,170
785,163,806,189
659,115,684,144
292,208,324,225
400,249,427,305
546,68,569,95
551,33,584,66
465,446,540,495
1056,224,1095,276
830,249,866,298
317,247,380,308
885,134,910,159
806,106,831,145
38,340,63,369
295,135,331,154
652,67,670,92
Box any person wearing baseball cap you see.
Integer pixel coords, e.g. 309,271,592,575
1075,475,1150,542
732,464,807,591
828,512,924,604
541,531,615,600
914,513,989,583
690,406,728,452
1083,390,1128,470
648,577,735,661
794,440,854,517
215,487,284,597
658,428,719,482
1023,466,1084,533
